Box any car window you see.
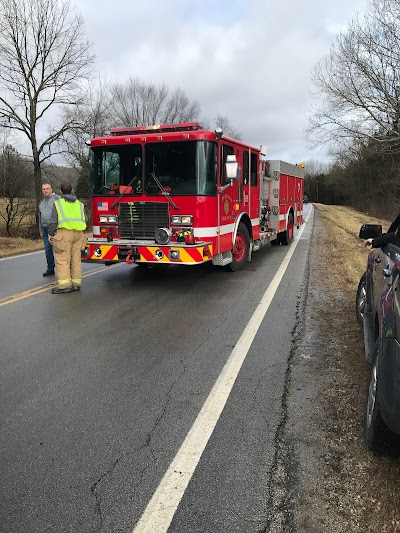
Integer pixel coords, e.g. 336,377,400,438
384,244,400,262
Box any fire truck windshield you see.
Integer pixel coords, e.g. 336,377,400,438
91,140,217,196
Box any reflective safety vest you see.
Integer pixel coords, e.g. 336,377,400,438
55,198,86,231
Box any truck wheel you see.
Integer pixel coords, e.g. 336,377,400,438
356,272,367,327
363,341,393,452
278,214,294,245
229,222,250,271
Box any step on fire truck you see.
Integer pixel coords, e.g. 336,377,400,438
82,122,304,270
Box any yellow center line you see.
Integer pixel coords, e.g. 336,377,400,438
0,263,122,307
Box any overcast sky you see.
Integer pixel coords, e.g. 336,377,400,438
18,0,371,165
76,0,371,164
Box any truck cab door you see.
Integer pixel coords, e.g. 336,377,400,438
242,149,250,211
218,143,237,253
249,150,259,228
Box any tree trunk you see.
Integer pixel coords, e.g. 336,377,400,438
32,144,42,233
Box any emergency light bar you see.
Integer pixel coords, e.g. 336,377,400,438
110,122,203,136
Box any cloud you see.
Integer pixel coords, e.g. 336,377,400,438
19,0,371,165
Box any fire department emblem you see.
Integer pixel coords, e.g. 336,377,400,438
224,199,229,215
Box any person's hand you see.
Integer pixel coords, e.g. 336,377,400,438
48,235,53,243
364,238,373,247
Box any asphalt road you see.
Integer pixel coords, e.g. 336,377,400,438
0,206,312,533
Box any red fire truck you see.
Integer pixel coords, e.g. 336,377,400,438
81,122,304,270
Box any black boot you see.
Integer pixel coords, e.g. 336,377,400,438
51,287,71,294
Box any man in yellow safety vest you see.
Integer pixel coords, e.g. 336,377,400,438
48,182,87,294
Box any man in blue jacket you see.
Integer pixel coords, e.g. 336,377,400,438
38,183,60,276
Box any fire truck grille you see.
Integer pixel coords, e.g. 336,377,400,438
119,202,170,240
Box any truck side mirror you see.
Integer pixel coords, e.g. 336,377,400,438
359,224,382,239
225,155,239,180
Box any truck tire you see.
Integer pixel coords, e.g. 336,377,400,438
356,272,367,327
363,340,393,452
229,222,250,271
278,214,294,245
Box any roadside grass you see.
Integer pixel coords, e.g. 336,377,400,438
310,203,400,532
0,197,41,257
314,203,388,286
0,235,43,258
0,232,93,259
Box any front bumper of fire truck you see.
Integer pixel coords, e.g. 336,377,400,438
81,238,213,266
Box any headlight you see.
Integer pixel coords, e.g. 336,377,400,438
99,215,118,224
171,215,193,225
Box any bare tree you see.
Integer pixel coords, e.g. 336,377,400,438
59,76,112,200
0,0,94,213
162,87,201,124
308,0,400,153
0,144,34,236
303,159,332,178
330,138,400,216
303,159,332,203
109,77,200,127
203,114,242,140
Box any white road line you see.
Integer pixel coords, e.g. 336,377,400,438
0,250,43,261
0,263,122,307
133,210,311,533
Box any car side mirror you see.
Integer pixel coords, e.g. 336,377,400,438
359,224,382,239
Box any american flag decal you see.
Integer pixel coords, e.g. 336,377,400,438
97,201,108,211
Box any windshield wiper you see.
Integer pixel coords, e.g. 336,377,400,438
150,172,179,209
110,166,141,210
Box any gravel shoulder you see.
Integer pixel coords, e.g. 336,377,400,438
279,206,400,532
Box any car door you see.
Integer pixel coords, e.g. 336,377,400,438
372,246,392,321
379,245,400,340
374,245,400,428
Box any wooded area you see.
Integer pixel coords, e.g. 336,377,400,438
305,0,400,220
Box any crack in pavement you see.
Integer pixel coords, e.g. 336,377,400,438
89,329,228,532
262,237,311,533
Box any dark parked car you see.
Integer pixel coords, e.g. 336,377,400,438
357,223,400,451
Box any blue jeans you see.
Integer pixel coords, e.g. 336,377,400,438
42,226,55,271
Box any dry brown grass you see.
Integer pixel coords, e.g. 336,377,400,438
301,203,400,532
0,236,43,258
0,197,39,257
314,203,389,284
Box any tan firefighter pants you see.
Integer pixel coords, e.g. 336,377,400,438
52,228,86,289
